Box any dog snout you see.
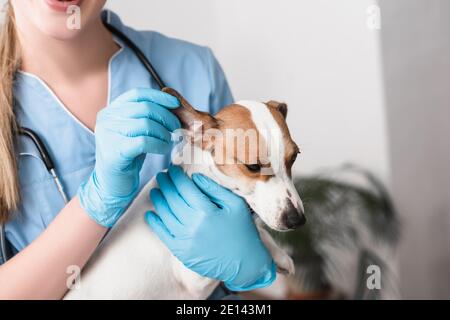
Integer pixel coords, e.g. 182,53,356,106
281,202,306,229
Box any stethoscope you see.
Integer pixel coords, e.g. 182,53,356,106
0,17,168,262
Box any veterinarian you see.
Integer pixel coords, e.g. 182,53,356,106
0,1,276,299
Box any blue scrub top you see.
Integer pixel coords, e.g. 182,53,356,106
6,10,233,252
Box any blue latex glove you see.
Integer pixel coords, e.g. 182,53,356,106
78,88,181,227
145,165,276,291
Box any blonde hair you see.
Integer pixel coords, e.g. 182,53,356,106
0,3,21,224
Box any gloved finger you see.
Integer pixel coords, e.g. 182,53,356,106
145,211,174,244
110,118,172,143
168,165,216,212
192,173,243,209
114,88,180,109
109,102,181,132
156,172,191,224
120,136,172,159
150,188,183,236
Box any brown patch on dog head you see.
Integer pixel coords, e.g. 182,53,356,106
266,101,299,178
212,104,271,184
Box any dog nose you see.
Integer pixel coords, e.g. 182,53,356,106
282,202,306,229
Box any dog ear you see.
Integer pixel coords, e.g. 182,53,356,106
162,87,220,150
163,87,219,132
266,101,288,119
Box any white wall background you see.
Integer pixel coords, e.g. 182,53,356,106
379,0,450,299
106,0,390,181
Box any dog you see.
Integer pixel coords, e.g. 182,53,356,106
64,88,305,300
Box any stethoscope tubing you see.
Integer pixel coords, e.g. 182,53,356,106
102,19,167,90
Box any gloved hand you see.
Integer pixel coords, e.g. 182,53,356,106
78,88,181,227
145,165,276,291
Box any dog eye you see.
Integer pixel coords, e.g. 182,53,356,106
245,164,261,173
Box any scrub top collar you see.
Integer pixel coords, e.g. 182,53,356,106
16,10,133,137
